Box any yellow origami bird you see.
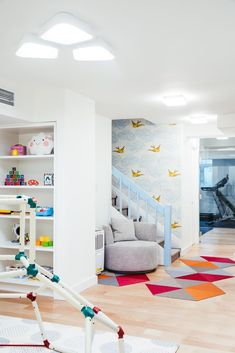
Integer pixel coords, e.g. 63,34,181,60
153,195,161,202
148,145,161,153
113,146,125,154
171,221,181,229
132,170,143,177
168,169,181,177
131,120,144,128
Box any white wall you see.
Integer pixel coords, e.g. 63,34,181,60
181,136,200,250
55,90,96,290
0,81,97,291
95,114,111,229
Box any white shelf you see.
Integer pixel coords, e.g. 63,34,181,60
0,155,54,160
0,185,54,189
0,122,55,296
0,214,53,221
0,277,42,287
0,241,54,252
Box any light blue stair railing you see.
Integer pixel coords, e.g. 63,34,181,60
112,166,172,266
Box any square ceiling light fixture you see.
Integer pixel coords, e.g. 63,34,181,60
16,35,58,59
40,13,93,45
73,40,114,61
162,95,187,107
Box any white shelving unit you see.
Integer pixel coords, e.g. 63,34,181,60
0,122,55,294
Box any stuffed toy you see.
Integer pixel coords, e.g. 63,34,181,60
28,132,54,155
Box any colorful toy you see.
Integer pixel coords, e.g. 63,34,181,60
0,195,125,353
36,206,53,216
0,209,12,214
28,179,39,186
11,149,18,156
4,167,26,186
38,235,53,247
28,132,54,155
10,144,27,156
12,223,29,243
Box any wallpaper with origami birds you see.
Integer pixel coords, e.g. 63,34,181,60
112,119,182,234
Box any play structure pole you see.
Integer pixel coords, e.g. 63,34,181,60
0,194,126,353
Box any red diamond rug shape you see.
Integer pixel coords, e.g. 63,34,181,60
177,273,233,282
146,284,181,295
201,256,235,264
116,274,149,286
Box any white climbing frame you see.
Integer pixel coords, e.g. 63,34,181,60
0,195,125,353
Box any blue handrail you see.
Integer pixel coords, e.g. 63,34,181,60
112,166,172,266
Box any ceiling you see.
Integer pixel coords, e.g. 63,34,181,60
201,137,235,159
1,0,235,123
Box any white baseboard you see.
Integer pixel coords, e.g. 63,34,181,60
72,275,98,293
54,275,97,300
181,244,194,256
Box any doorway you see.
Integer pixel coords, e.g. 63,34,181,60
199,137,235,245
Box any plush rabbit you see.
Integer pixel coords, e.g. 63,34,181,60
28,132,54,155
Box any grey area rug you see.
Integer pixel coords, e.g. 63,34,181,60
0,315,179,353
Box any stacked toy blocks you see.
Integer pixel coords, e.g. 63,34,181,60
36,235,53,247
5,167,26,186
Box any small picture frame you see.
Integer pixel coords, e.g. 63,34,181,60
44,173,54,186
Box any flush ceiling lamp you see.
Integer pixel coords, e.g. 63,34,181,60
16,35,58,59
73,39,114,61
162,94,187,107
40,13,93,45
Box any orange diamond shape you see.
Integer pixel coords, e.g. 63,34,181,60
98,274,111,279
180,259,219,269
185,282,225,301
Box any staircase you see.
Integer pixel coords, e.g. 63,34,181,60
112,166,181,266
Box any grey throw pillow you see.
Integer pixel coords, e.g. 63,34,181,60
134,222,157,241
111,218,137,242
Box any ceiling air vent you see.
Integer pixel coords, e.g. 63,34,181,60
0,88,14,106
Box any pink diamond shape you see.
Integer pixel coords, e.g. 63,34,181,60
201,256,235,264
146,284,181,295
177,273,233,282
116,274,149,286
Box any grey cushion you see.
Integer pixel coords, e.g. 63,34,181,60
105,241,158,272
134,222,157,242
111,218,136,242
103,225,114,245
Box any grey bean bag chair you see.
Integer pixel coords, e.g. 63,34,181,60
103,219,158,273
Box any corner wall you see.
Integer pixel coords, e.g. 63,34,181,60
95,115,111,229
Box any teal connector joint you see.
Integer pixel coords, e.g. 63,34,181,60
51,274,60,283
15,252,27,261
27,264,38,277
81,306,95,319
28,198,37,209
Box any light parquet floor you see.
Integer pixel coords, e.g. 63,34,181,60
0,236,235,353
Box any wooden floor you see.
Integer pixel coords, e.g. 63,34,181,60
0,234,235,353
201,227,235,245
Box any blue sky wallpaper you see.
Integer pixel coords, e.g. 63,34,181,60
112,119,182,234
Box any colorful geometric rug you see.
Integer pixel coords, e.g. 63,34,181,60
0,315,179,353
98,271,150,286
146,256,235,301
